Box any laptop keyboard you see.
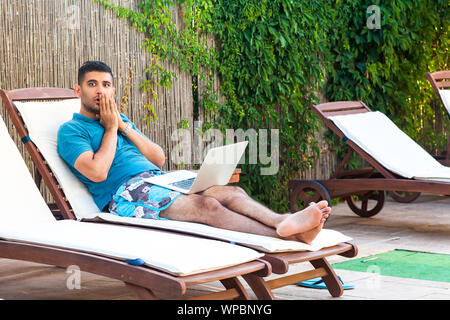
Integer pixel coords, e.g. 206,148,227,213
169,178,195,190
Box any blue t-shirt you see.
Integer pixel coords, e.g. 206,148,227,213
57,113,160,210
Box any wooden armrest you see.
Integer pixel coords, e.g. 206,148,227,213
228,168,241,184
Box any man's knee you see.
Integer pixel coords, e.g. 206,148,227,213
199,186,249,206
192,195,229,225
161,194,223,222
195,195,223,213
230,186,247,196
222,186,249,203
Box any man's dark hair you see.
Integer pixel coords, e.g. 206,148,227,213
78,61,114,84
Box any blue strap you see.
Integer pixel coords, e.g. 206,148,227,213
312,276,344,285
125,258,146,266
312,278,324,285
21,136,31,144
342,136,348,142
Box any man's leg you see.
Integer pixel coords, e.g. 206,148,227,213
159,193,281,238
200,186,331,238
200,186,286,228
160,186,330,243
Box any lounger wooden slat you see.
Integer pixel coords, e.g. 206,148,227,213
426,71,450,164
7,87,76,101
319,109,371,117
315,101,370,113
318,178,450,195
437,81,450,88
427,71,450,93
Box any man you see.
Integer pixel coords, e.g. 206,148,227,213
58,61,331,244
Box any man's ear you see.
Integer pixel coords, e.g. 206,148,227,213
73,84,81,97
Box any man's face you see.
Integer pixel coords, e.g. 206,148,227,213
75,71,115,115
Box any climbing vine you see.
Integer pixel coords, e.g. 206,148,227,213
95,0,448,211
93,0,218,125
325,0,449,165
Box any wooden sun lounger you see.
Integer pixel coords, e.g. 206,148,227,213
0,239,270,300
426,70,450,166
1,87,358,299
287,101,450,217
0,96,273,300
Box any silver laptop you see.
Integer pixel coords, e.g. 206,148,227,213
144,141,248,194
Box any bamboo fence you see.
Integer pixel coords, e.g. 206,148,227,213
0,0,337,204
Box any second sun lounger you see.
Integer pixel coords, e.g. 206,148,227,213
288,101,450,218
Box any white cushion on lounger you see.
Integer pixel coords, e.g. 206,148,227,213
439,90,450,115
0,115,55,223
14,99,101,216
0,220,263,276
84,213,352,253
14,100,353,253
328,111,450,182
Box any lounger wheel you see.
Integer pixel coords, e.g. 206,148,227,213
289,180,332,212
345,190,385,217
388,191,421,203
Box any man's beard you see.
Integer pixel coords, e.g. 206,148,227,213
83,103,100,115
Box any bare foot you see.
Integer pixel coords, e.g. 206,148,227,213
286,211,329,244
295,225,322,244
276,200,330,238
288,205,330,244
282,213,328,244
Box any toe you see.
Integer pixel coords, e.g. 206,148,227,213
317,200,329,208
321,207,331,214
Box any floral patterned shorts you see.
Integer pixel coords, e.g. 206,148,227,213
108,170,182,220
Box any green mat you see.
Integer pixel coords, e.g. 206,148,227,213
333,249,450,283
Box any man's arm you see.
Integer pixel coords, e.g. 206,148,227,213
74,129,117,182
74,95,119,182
